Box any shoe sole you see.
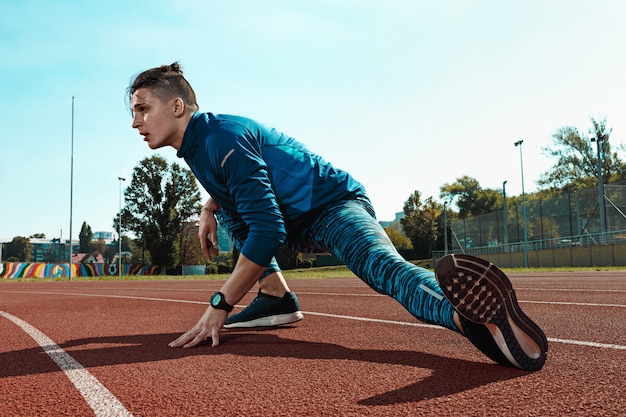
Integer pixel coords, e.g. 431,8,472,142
223,312,304,329
435,254,548,371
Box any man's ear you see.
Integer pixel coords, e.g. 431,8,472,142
173,97,186,117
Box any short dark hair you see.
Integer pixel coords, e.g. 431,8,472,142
128,62,198,110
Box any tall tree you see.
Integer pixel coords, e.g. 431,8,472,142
539,117,626,193
78,222,93,252
440,175,501,218
117,155,202,271
400,191,443,258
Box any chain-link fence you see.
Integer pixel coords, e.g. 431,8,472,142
434,181,626,259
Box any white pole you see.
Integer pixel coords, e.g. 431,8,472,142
118,177,126,277
502,180,508,248
69,97,75,280
443,201,448,255
514,140,529,268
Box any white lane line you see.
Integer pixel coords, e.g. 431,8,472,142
3,291,626,351
304,311,443,329
0,311,133,417
518,288,626,293
548,337,626,350
304,311,626,350
525,300,626,308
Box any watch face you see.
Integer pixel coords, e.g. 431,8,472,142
211,293,222,305
210,291,233,312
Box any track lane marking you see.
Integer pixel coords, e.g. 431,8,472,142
302,312,626,350
548,337,626,350
526,300,626,308
304,311,443,329
518,288,626,293
3,291,626,351
0,311,134,417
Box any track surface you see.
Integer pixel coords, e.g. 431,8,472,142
1,271,625,416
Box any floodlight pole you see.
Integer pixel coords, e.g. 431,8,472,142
68,96,75,280
591,136,607,243
502,180,508,248
514,140,529,268
118,177,126,277
443,201,448,255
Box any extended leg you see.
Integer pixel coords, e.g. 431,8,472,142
307,199,458,331
307,199,548,371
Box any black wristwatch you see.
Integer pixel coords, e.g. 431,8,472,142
210,291,234,312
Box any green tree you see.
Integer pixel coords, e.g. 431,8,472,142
5,236,32,262
121,235,132,252
400,191,443,258
79,222,93,252
440,175,501,218
117,155,202,271
384,227,412,251
179,221,205,265
539,117,626,193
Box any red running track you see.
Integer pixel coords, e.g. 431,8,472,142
1,272,625,416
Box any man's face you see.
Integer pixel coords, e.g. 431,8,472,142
131,87,178,150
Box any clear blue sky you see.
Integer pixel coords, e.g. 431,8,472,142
2,0,625,241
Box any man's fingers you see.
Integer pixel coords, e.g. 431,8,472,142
169,305,225,349
211,328,220,347
169,328,220,348
169,333,192,348
200,241,211,259
183,334,208,349
170,328,202,348
201,237,219,260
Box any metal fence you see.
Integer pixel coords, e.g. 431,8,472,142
433,181,626,259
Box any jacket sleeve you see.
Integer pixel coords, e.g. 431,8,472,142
212,128,286,267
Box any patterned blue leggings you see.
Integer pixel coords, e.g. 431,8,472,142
217,198,457,331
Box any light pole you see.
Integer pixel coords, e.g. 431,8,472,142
514,140,529,268
69,96,75,280
502,180,508,249
591,136,607,243
118,177,126,277
443,201,448,255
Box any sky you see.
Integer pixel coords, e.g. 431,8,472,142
2,0,625,241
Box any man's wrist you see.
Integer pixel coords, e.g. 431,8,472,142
202,206,218,214
210,291,234,312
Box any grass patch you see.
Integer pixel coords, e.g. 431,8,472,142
283,265,356,279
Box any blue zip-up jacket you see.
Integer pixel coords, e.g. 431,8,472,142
177,112,366,267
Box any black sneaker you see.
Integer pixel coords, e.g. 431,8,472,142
224,291,303,329
435,254,548,371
